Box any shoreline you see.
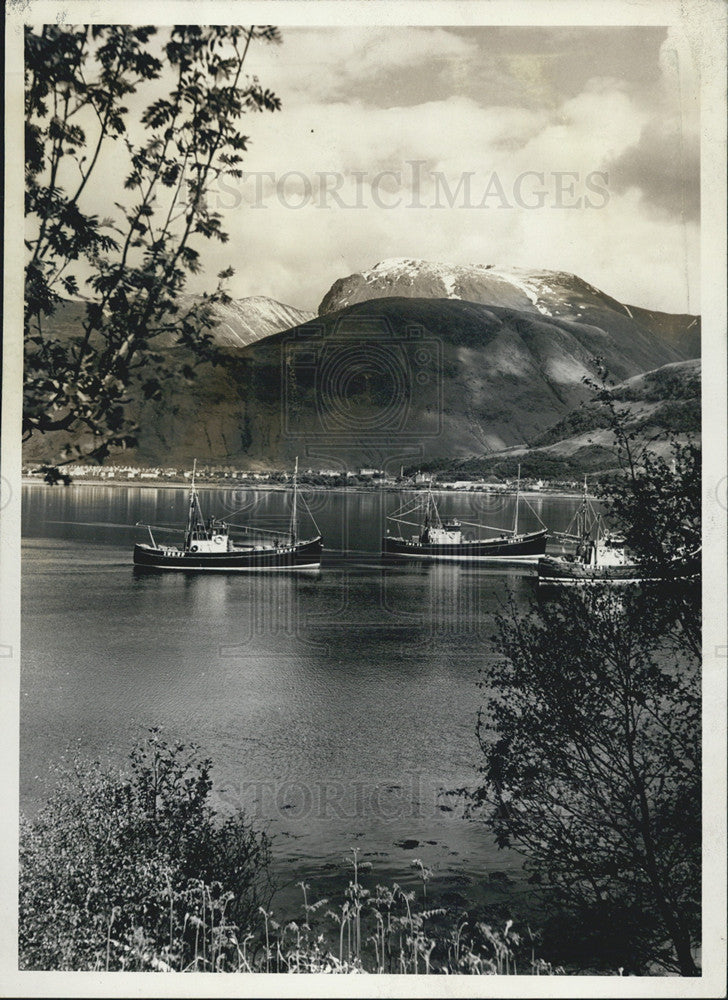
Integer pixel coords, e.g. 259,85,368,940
21,476,586,501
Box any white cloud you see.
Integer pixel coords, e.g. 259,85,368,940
247,27,479,104
67,26,699,315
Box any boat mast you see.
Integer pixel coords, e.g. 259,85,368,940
290,456,298,544
424,483,441,529
578,474,588,538
513,464,521,536
185,459,198,548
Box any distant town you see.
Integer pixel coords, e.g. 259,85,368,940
22,463,585,494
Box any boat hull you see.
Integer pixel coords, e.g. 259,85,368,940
537,554,701,585
133,537,323,571
537,556,643,585
382,529,547,562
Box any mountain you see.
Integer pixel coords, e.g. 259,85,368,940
39,295,315,350
190,296,315,349
428,358,700,480
318,258,700,359
24,264,699,471
530,359,700,450
25,294,688,469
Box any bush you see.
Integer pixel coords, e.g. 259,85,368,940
19,729,272,970
20,731,565,974
471,587,700,975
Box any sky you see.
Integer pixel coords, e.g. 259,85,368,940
64,23,702,315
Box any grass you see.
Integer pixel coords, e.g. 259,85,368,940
64,850,563,975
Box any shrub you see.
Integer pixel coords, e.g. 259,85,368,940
19,729,272,970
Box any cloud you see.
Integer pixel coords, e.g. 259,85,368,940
198,68,679,308
247,27,479,105
65,25,699,315
602,24,700,222
606,119,700,221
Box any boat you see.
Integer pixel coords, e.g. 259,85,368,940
537,478,638,585
133,459,323,571
536,478,699,585
382,468,548,562
537,536,643,585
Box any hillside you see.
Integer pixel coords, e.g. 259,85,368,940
318,259,700,359
531,359,700,448
419,359,700,480
25,293,689,470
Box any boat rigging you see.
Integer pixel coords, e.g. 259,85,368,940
382,466,548,562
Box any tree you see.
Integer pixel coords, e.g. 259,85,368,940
470,375,701,975
587,374,701,660
24,25,281,469
19,729,273,970
473,588,700,975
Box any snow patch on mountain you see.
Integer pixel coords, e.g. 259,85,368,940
204,296,315,348
318,258,606,319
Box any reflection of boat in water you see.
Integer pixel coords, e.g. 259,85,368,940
133,459,322,571
537,479,699,586
382,469,547,562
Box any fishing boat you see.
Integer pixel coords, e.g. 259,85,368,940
382,469,547,562
538,481,701,585
537,479,642,585
133,459,323,571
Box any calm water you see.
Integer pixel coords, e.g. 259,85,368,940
21,483,581,914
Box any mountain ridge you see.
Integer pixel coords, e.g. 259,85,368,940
417,358,701,480
24,262,700,470
40,295,316,351
318,258,700,359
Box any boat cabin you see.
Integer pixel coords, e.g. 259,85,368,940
420,519,463,545
185,517,231,554
577,534,629,568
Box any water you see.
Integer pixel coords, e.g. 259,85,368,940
21,482,582,915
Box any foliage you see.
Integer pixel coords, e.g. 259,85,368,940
407,449,618,481
616,364,700,403
530,405,614,448
255,853,560,975
19,729,273,970
36,463,73,486
24,24,281,467
469,363,702,976
585,363,701,658
21,798,561,975
472,588,700,976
